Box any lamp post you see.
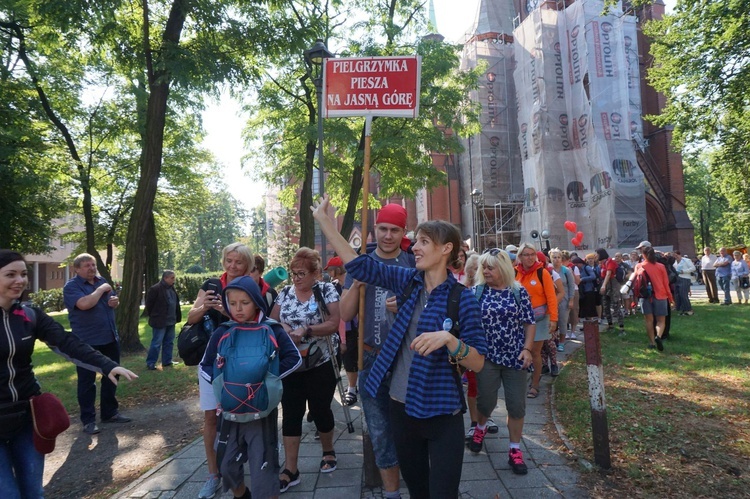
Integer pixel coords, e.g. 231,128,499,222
304,39,334,262
213,238,222,271
471,189,482,252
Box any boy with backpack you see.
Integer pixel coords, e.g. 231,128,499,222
199,276,301,499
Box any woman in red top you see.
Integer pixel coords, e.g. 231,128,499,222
515,244,557,398
632,246,674,351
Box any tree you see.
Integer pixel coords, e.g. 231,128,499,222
643,0,750,230
0,79,68,252
245,0,479,243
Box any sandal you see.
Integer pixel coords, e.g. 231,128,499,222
279,468,300,493
343,390,358,406
320,450,337,473
527,387,540,399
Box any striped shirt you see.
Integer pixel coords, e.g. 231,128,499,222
346,254,487,419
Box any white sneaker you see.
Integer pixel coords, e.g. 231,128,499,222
465,425,476,440
198,474,221,499
569,332,577,339
486,418,499,434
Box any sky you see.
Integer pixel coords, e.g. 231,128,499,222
201,0,674,211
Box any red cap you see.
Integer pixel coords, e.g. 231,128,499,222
375,204,407,229
324,256,344,270
30,393,70,454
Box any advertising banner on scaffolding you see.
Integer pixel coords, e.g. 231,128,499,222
513,1,646,250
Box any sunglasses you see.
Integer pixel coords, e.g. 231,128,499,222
483,248,503,256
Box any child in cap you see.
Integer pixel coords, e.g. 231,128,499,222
199,276,301,499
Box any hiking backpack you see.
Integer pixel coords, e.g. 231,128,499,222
212,321,283,422
615,262,629,284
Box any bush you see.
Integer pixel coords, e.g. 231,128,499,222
175,272,220,303
29,288,65,313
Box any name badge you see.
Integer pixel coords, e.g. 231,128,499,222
530,280,537,285
442,318,453,331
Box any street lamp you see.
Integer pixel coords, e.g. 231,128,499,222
213,239,222,271
304,38,334,262
471,189,482,252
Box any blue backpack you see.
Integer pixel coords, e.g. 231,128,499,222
212,321,283,422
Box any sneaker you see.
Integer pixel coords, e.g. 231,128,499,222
508,448,528,474
198,473,222,499
541,365,550,376
83,422,100,435
467,426,487,453
551,364,559,376
146,364,157,371
569,332,577,339
102,413,131,423
654,336,664,351
556,343,565,352
465,423,476,441
162,361,180,368
486,418,499,434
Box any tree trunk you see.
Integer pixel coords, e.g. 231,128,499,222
117,0,189,352
144,212,159,289
299,140,316,248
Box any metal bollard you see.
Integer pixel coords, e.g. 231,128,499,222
583,318,611,469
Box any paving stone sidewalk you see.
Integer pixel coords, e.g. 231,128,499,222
113,338,590,499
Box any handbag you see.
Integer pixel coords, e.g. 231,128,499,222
30,393,70,454
177,319,212,366
740,276,750,289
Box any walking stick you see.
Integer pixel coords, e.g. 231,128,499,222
327,335,355,433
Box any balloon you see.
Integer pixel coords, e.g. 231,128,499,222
571,237,580,247
564,221,577,233
576,231,584,242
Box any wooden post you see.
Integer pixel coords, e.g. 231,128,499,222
358,116,382,488
583,318,611,469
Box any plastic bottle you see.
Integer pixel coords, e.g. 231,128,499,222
202,314,214,334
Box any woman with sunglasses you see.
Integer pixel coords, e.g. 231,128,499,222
312,195,486,499
466,248,534,476
514,243,557,399
270,247,341,493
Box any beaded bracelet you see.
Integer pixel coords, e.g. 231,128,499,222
449,339,463,357
452,341,470,362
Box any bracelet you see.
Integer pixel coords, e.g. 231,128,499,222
449,339,463,357
452,341,470,362
522,347,532,353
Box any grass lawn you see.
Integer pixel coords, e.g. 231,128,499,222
33,305,198,416
555,302,750,496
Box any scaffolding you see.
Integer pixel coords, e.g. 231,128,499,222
458,12,524,253
474,197,524,250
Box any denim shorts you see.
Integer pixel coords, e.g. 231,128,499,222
534,314,551,342
359,350,398,470
640,298,668,317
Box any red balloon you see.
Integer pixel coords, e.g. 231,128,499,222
571,237,580,247
564,221,577,233
576,231,584,242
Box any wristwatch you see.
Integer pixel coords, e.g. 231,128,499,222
305,327,313,338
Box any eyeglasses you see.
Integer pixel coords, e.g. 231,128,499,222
290,270,309,279
520,252,537,258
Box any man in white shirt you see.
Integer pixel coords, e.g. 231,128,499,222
700,247,719,304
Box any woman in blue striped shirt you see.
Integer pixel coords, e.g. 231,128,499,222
313,195,487,499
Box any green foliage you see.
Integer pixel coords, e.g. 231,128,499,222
28,288,65,313
173,272,220,304
644,0,750,227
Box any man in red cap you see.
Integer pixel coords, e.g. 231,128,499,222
338,203,414,498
